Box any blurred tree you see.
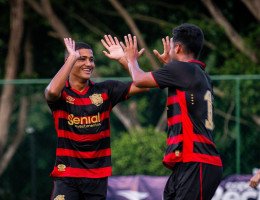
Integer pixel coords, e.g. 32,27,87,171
0,0,24,176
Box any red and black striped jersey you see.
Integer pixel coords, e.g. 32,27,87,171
47,80,132,178
152,60,222,169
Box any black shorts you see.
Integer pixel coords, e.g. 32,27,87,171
163,162,222,200
51,177,108,200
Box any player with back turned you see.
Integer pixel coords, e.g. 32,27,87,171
120,23,223,200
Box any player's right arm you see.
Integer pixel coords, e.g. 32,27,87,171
45,38,80,102
120,34,158,88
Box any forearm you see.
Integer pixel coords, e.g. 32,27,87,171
128,60,146,87
45,55,77,101
118,57,129,72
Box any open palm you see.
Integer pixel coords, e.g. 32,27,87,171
101,35,124,60
64,38,80,59
153,36,171,64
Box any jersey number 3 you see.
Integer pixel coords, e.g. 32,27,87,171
204,90,214,130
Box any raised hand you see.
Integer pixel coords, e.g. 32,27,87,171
64,38,80,59
101,35,124,60
120,34,139,64
153,36,171,64
101,34,145,60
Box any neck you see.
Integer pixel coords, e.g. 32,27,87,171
177,54,196,62
69,77,89,92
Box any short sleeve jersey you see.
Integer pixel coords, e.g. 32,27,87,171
47,80,132,178
152,60,222,169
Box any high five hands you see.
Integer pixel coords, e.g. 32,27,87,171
101,34,145,62
102,34,171,65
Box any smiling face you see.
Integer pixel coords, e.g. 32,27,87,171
70,48,95,81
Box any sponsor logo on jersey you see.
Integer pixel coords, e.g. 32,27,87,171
66,96,75,104
68,113,101,125
89,93,103,106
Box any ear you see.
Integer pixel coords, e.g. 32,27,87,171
175,44,181,54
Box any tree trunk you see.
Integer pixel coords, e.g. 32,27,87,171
0,98,29,176
0,0,24,155
108,0,159,69
0,30,33,176
26,0,71,40
241,0,260,21
113,103,142,132
201,0,258,63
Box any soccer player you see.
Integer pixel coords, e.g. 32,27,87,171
45,37,147,200
120,23,223,200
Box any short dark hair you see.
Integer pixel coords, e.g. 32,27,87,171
172,23,204,58
64,42,92,59
75,42,92,51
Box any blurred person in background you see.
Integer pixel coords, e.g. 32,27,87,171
45,36,146,200
249,170,260,188
119,23,223,200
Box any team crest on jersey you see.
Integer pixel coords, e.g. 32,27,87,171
57,164,66,172
54,195,65,200
89,93,103,106
66,95,75,104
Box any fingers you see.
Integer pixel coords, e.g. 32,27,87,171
120,41,126,50
153,49,160,57
101,39,109,50
124,35,130,47
165,36,170,48
102,50,111,58
64,38,75,51
123,34,136,48
108,35,115,45
114,37,120,45
103,35,118,47
153,49,164,63
162,38,166,53
170,37,173,49
133,35,137,49
102,34,140,53
138,48,145,57
162,36,170,53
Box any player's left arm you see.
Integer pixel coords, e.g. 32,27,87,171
127,83,149,96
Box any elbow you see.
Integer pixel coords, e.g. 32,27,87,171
133,79,144,88
45,87,60,101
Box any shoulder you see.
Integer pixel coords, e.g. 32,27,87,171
163,61,196,75
94,80,131,89
98,80,123,87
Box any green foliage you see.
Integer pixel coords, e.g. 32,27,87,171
112,126,170,176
